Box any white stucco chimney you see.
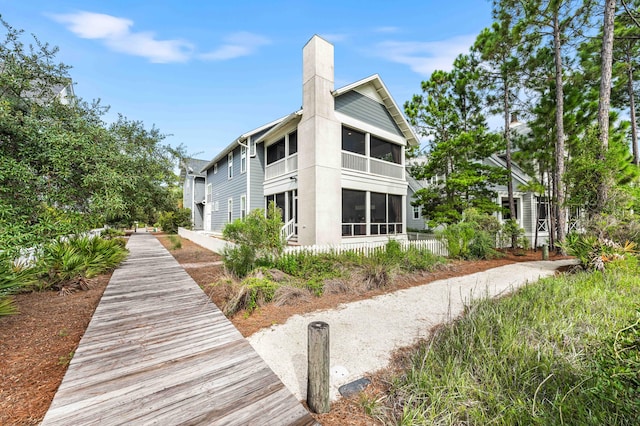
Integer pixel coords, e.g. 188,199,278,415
297,35,342,245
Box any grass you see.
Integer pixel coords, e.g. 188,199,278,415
380,256,640,425
216,240,446,316
167,235,182,250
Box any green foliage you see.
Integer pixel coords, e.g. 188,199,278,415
158,208,191,234
0,18,184,253
560,232,637,271
167,235,182,250
37,236,128,292
224,277,278,316
222,202,284,277
405,55,507,225
0,254,37,317
100,228,125,239
386,257,640,424
500,219,529,250
437,209,501,259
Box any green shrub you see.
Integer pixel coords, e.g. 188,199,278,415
37,236,128,292
100,228,125,239
158,208,191,234
437,209,503,259
0,256,37,317
223,244,256,278
224,277,278,316
560,232,637,271
222,202,284,277
167,234,182,250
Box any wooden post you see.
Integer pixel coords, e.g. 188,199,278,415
542,244,549,260
307,321,330,413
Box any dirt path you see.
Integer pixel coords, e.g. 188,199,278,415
248,259,578,402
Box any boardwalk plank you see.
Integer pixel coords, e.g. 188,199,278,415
41,233,316,426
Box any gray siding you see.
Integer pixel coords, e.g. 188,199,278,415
250,141,266,210
206,145,247,232
335,91,402,136
406,187,427,230
522,193,534,235
194,177,205,202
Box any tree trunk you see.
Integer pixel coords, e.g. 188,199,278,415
596,0,617,212
629,63,639,166
553,13,567,252
504,80,517,248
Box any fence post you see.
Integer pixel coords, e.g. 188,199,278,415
307,321,330,413
542,244,549,260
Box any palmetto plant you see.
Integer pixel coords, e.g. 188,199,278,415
38,236,128,294
0,255,37,316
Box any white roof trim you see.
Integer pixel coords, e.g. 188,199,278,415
253,110,302,145
201,114,290,172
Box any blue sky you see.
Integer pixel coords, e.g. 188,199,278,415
1,1,495,160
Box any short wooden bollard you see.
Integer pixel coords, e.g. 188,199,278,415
307,321,330,414
542,244,549,260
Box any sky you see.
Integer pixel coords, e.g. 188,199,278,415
0,0,496,161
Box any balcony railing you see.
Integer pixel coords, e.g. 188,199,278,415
342,151,404,179
265,153,297,180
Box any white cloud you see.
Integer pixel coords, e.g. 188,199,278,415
376,35,476,75
51,11,193,63
200,32,270,61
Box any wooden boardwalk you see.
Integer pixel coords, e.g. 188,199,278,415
41,233,316,426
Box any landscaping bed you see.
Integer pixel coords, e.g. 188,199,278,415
1,233,565,425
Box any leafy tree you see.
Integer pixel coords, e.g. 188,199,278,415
405,55,507,225
0,17,183,251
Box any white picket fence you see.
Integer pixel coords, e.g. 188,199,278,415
283,238,448,257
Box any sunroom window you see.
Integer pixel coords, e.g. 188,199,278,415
342,127,365,155
370,135,401,164
266,138,286,165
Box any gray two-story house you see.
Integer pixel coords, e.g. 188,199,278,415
201,35,420,246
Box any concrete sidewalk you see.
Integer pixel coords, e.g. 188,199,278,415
248,259,578,401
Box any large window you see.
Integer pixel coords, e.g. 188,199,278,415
342,127,366,155
370,135,401,164
240,195,247,220
342,189,366,236
227,198,233,222
502,197,519,220
370,192,402,235
267,137,286,165
342,190,402,236
288,131,297,155
240,146,247,174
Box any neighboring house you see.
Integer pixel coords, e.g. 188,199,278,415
180,158,209,229
407,119,553,247
201,35,420,246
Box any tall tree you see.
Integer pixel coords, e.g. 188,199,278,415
612,0,640,166
474,7,524,247
405,55,507,225
596,0,617,212
498,0,596,250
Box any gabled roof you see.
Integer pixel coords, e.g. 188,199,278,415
253,111,302,145
484,154,531,186
180,158,209,181
201,115,288,173
333,74,419,147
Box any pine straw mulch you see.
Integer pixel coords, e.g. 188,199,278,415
1,233,568,425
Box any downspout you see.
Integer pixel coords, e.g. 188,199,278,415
237,137,252,213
